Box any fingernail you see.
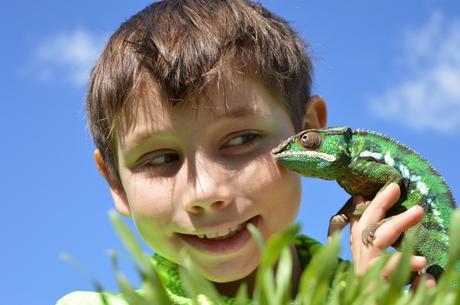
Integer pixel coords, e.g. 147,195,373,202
376,183,395,195
409,205,424,215
414,256,427,265
385,182,398,191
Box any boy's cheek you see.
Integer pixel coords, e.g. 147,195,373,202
134,217,183,258
128,196,173,219
242,154,301,200
121,176,174,216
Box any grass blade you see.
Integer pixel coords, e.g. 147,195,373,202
179,252,224,305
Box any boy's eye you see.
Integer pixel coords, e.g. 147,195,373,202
150,153,179,165
137,151,180,168
220,132,261,150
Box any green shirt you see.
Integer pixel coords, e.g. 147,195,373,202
56,234,323,305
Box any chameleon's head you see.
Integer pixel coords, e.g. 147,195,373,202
272,127,353,180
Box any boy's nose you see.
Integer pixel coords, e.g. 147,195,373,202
185,199,230,214
182,164,234,215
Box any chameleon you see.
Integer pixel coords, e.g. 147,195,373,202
271,126,457,280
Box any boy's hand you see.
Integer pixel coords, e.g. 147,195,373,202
349,183,436,289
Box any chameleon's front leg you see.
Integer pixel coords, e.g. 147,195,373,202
328,196,371,243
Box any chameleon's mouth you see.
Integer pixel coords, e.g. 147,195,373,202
273,150,337,162
271,135,296,155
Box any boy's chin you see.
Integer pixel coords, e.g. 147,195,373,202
210,265,258,283
196,250,261,284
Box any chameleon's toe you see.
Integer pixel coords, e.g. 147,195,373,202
362,223,378,246
327,214,349,238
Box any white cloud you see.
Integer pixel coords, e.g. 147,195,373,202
31,29,107,87
370,11,460,133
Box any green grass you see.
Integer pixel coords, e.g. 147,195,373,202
67,209,460,305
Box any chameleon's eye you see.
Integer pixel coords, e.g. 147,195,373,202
300,132,322,150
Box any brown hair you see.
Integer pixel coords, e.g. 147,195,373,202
87,0,313,181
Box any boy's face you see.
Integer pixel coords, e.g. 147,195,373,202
96,76,326,283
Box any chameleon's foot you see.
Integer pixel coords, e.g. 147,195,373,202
362,223,379,246
362,218,390,246
352,200,372,217
327,214,348,243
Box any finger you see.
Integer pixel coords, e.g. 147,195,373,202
367,253,427,280
350,185,400,254
358,183,401,227
372,205,424,250
381,254,427,279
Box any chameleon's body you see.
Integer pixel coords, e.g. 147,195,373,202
272,126,457,279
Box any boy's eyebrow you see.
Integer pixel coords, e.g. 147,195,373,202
123,104,260,152
123,130,171,152
210,104,258,120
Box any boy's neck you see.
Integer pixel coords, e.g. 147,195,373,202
212,244,301,298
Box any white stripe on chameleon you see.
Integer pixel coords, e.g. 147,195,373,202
275,150,337,162
423,193,446,233
433,209,447,234
359,151,383,160
384,152,395,166
358,150,447,235
414,182,445,240
416,181,429,195
399,164,410,179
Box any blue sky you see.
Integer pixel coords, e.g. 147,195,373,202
1,1,459,304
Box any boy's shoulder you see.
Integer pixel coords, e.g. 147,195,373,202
295,233,324,269
56,291,127,305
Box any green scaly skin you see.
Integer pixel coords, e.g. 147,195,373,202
272,126,457,280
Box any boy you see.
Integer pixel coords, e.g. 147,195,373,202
58,0,431,304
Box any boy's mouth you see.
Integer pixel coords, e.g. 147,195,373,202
177,216,260,254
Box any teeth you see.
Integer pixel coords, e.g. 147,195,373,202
196,222,247,239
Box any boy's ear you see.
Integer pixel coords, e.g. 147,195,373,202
94,149,131,217
302,95,327,130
